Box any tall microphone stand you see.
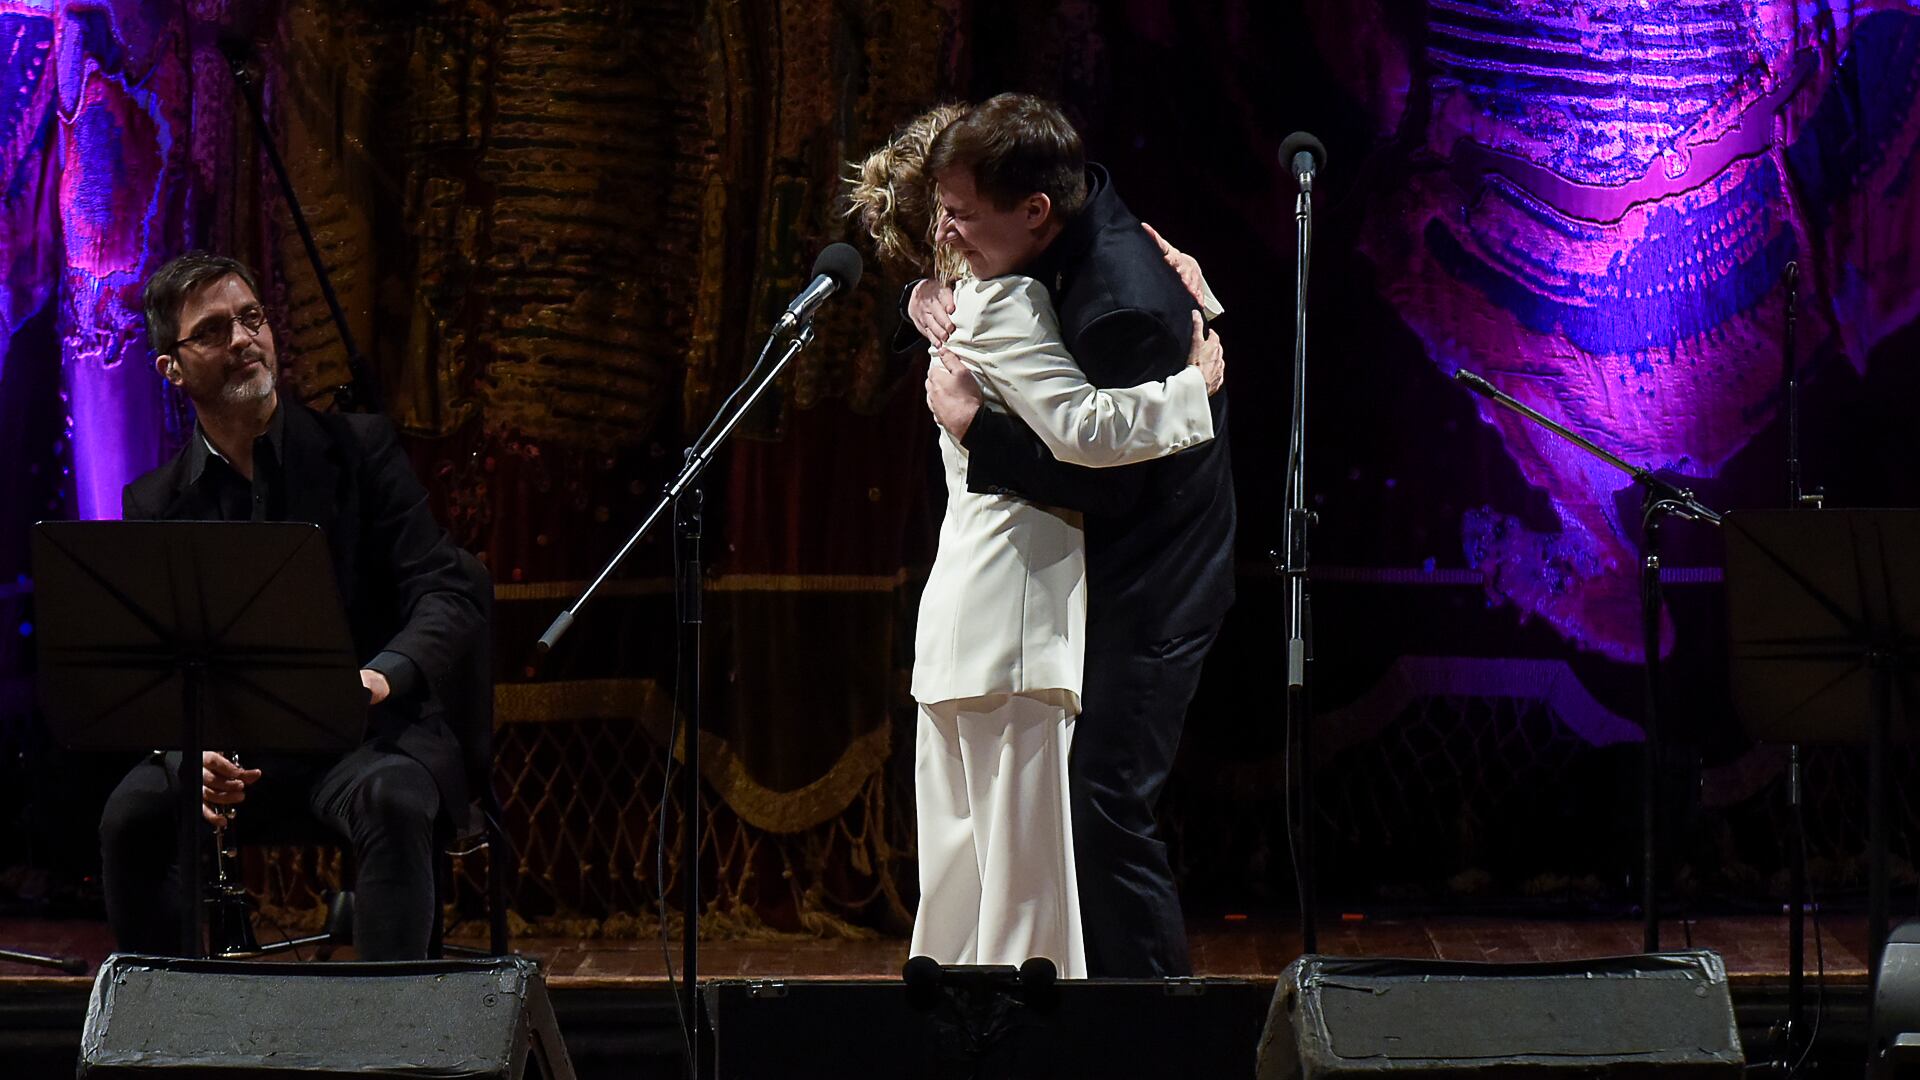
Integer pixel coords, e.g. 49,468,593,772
1452,370,1721,952
1775,259,1822,1072
1279,135,1323,953
533,322,818,1080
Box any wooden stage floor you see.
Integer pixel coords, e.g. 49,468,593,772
0,909,1874,987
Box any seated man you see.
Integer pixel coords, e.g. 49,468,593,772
98,252,486,960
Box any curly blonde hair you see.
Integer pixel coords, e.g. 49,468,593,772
845,104,968,281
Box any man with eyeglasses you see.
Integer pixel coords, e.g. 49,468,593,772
96,252,485,960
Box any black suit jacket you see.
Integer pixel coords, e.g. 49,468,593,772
121,401,484,820
957,164,1237,642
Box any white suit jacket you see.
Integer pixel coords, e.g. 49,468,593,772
911,274,1219,712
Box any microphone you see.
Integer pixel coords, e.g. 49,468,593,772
1279,131,1328,191
1453,368,1499,399
774,243,864,336
216,35,257,81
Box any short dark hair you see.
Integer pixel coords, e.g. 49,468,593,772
143,252,262,354
926,93,1087,218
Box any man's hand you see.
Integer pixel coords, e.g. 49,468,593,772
908,278,957,346
926,350,983,440
1143,223,1206,306
201,751,262,828
1186,311,1225,396
360,668,391,705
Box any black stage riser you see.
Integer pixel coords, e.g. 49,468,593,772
707,976,1270,1078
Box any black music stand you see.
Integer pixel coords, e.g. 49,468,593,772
31,521,366,957
1724,509,1920,986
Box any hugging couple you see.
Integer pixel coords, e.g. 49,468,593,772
848,93,1235,979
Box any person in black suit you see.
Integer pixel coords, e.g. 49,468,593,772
909,95,1236,978
97,252,485,960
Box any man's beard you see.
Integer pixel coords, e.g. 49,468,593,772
218,360,276,404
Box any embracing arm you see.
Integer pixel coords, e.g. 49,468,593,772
960,306,1195,515
893,278,956,355
940,278,1215,469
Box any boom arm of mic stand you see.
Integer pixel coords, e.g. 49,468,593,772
1451,369,1721,526
529,324,817,669
224,55,382,414
1453,364,1717,955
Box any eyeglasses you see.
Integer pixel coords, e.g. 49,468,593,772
172,306,268,353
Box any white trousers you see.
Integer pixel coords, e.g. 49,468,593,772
910,693,1085,978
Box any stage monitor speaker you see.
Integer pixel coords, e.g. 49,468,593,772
1258,951,1744,1078
707,975,1270,1078
1871,920,1920,1077
78,954,576,1079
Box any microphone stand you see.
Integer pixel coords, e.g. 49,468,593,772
1281,165,1319,953
1775,259,1822,1073
532,322,818,1080
1452,369,1721,953
222,45,383,413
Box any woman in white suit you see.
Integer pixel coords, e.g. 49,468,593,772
848,107,1224,978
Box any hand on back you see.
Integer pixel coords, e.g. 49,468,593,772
1186,311,1224,396
909,279,957,346
1143,223,1206,306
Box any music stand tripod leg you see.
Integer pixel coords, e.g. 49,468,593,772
0,948,85,974
178,665,207,958
1870,654,1892,988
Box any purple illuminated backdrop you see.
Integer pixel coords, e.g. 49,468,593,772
2,0,1916,666
1316,0,1920,660
1,1,259,524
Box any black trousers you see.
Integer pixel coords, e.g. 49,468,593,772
1070,622,1221,978
99,742,441,961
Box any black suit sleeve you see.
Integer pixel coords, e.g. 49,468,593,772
959,307,1183,516
354,417,485,704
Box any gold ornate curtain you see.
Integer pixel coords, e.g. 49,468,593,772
253,0,965,933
